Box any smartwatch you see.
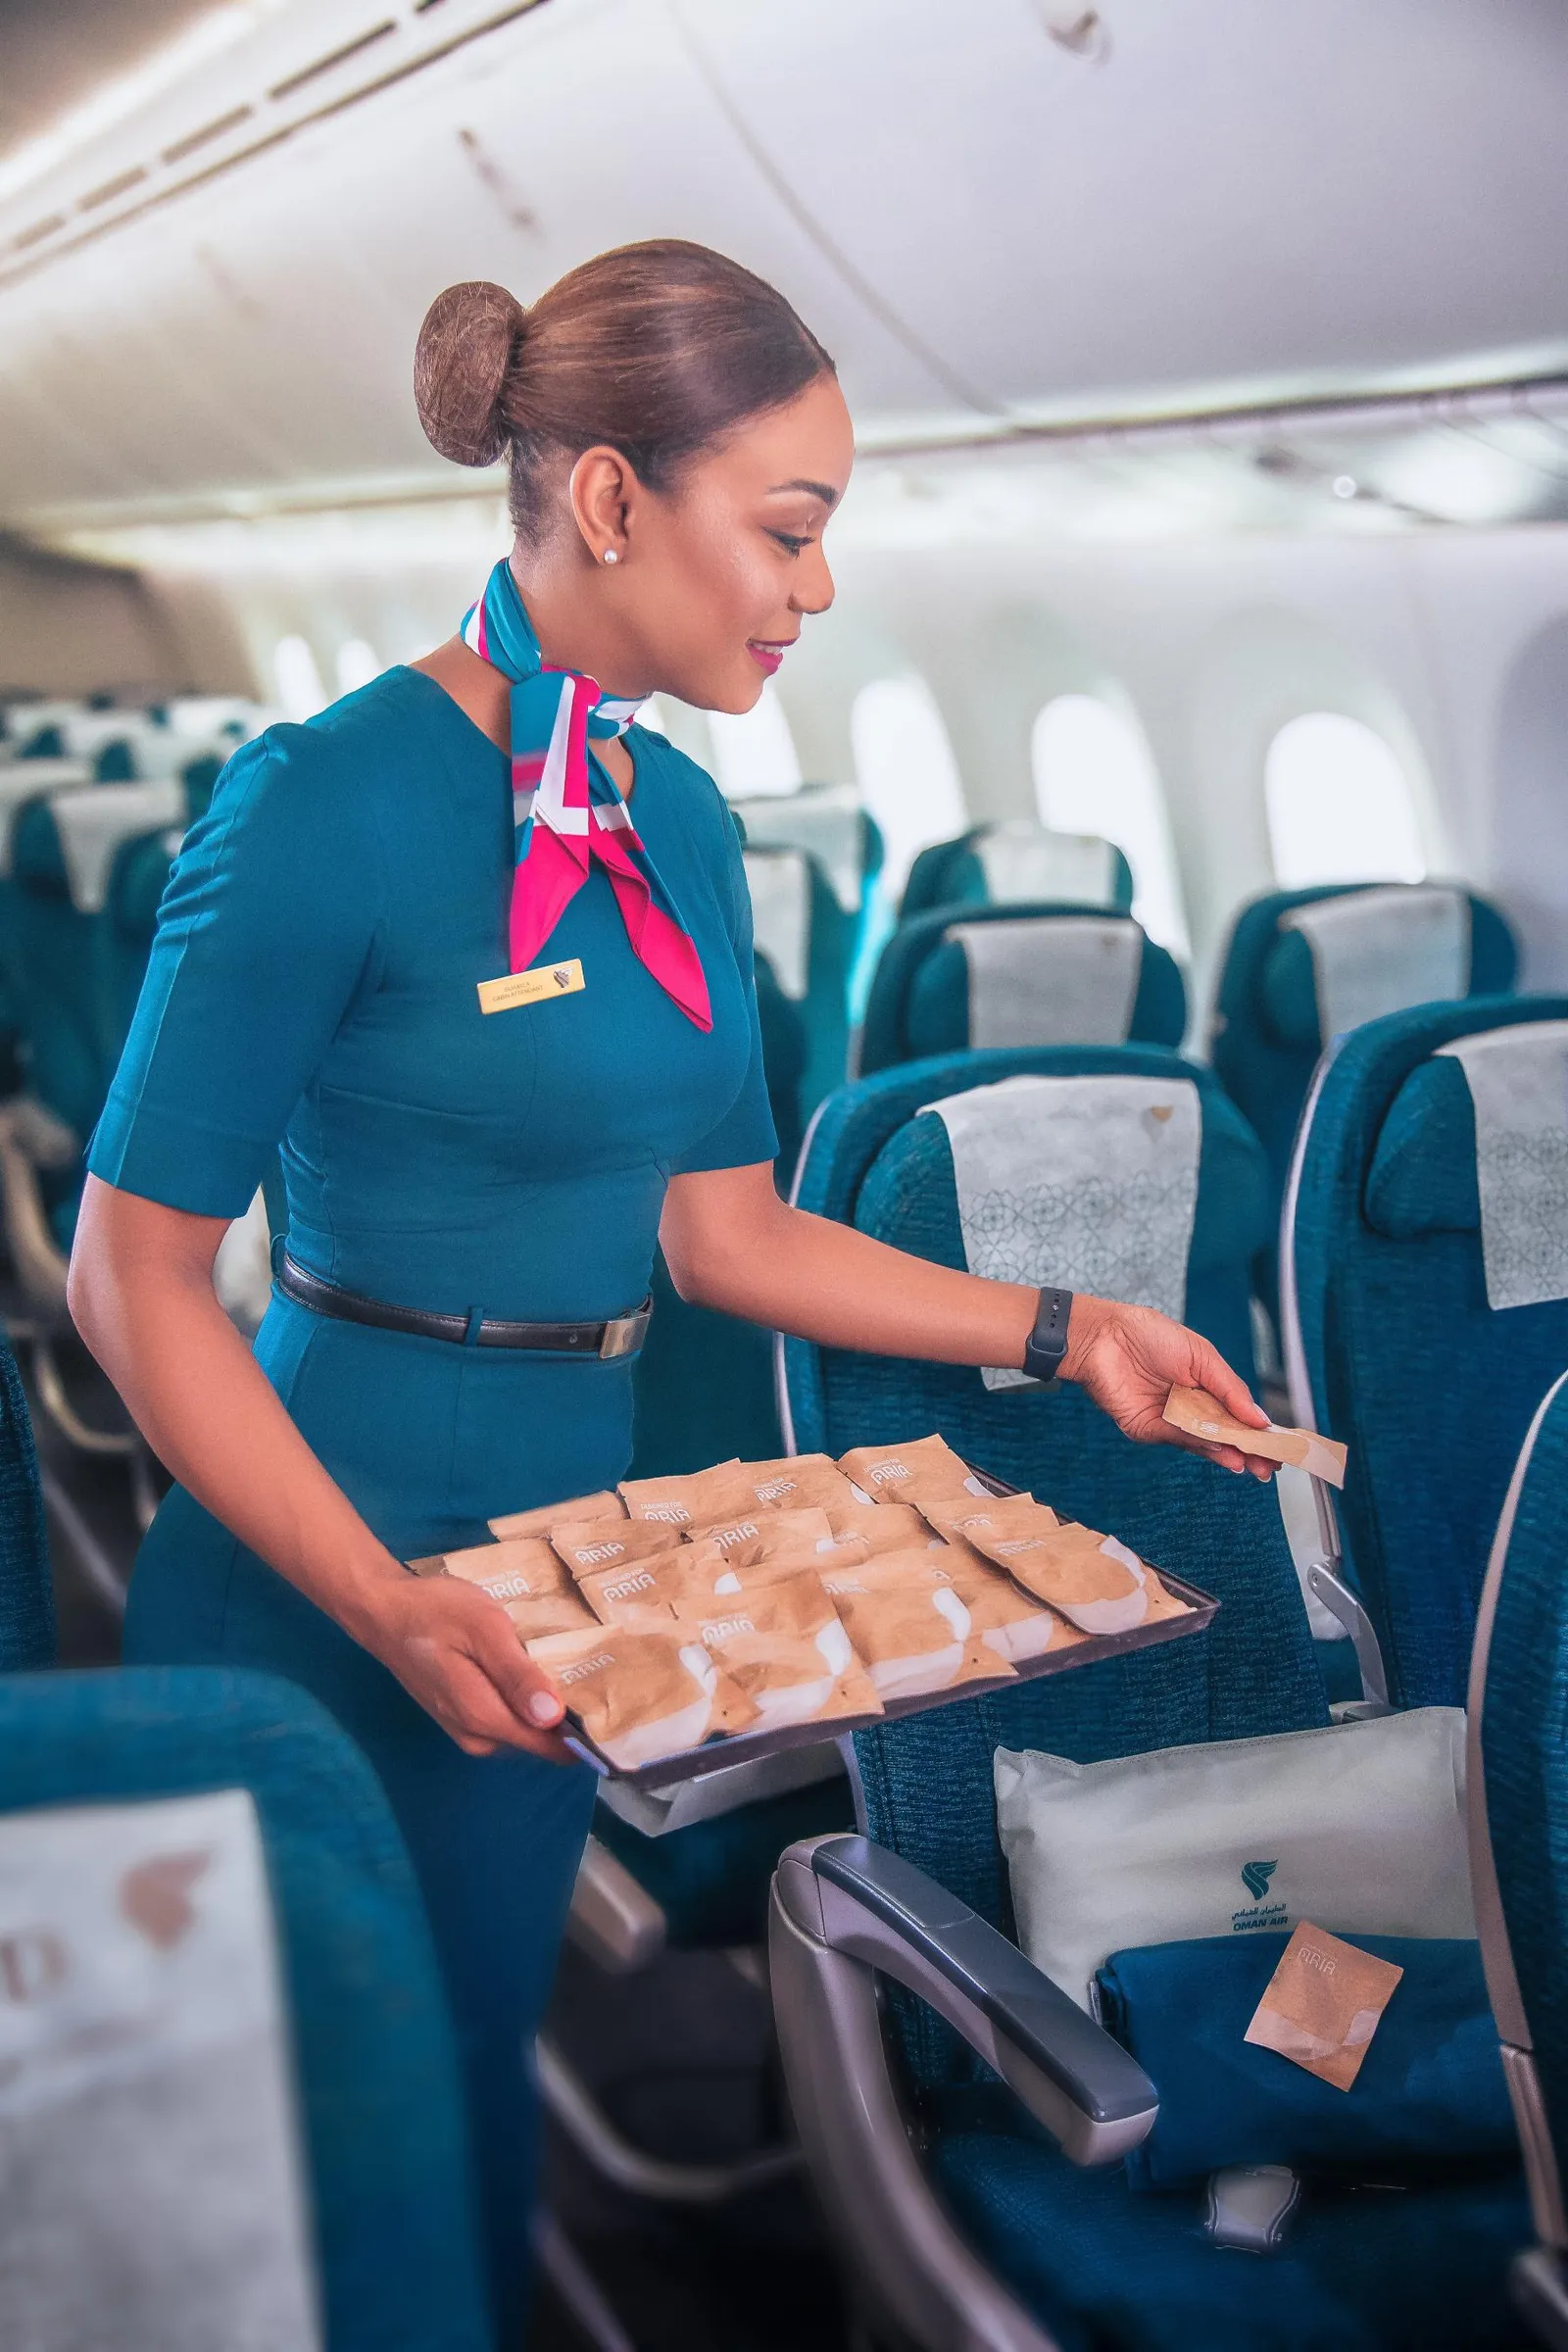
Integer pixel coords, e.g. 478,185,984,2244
1021,1286,1073,1384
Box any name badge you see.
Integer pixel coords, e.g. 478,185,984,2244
477,958,585,1015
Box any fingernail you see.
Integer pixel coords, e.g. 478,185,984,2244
528,1691,564,1727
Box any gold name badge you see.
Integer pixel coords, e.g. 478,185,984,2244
477,958,585,1015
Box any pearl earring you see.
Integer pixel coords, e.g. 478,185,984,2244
603,549,619,565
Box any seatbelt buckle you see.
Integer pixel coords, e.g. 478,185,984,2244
599,1297,653,1360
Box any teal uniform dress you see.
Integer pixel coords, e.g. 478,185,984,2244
89,666,776,2340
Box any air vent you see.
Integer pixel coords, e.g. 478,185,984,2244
79,167,147,213
163,106,254,166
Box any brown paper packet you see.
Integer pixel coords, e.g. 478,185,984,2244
740,1454,864,1512
618,1460,761,1528
551,1517,689,1581
526,1623,759,1768
681,1505,837,1558
1162,1387,1348,1489
670,1568,882,1731
827,1501,950,1557
498,1588,600,1640
419,1536,570,1596
961,1518,1190,1637
817,1554,1016,1699
837,1433,989,1507
921,1494,1061,1546
576,1559,679,1626
1244,1923,1402,2090
487,1489,626,1540
919,1544,1086,1664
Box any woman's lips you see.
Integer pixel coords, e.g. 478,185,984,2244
747,639,791,676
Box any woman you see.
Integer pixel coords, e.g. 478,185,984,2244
70,241,1270,2335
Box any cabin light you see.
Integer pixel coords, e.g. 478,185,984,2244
1332,474,1359,500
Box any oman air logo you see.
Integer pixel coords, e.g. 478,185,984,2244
1241,1859,1279,1903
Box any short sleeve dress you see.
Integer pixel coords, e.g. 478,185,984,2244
90,664,776,2332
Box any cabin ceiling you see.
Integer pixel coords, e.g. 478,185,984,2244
2,0,1566,549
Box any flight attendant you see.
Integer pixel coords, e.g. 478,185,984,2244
69,241,1270,2339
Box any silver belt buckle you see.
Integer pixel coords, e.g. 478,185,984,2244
599,1298,652,1360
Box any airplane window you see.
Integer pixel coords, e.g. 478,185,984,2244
272,635,327,722
335,639,382,696
1031,694,1190,956
1265,712,1426,887
707,681,804,800
850,674,966,897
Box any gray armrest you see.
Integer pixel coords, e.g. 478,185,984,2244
775,1833,1155,2166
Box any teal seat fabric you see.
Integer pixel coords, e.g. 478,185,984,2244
0,1667,493,2352
1476,1374,1568,2226
593,1774,856,1948
932,2139,1529,2352
752,945,808,1176
0,1333,56,1670
860,904,1185,1075
1288,997,1568,1709
1210,885,1517,1319
902,829,1135,920
783,1047,1271,1478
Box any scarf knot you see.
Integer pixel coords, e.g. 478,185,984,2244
461,560,711,1031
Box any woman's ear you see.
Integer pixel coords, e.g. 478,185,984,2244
568,445,639,564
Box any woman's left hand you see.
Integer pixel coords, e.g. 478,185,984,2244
1063,1298,1276,1478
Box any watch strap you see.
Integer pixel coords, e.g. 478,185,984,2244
1021,1286,1073,1384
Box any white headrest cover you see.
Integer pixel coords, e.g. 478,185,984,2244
1439,1019,1568,1309
0,1788,320,2347
46,780,185,912
743,848,811,1000
947,915,1142,1049
1281,886,1470,1043
975,822,1117,908
924,1071,1200,1389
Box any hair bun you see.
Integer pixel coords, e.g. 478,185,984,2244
414,280,524,466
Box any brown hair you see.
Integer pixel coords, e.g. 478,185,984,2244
415,240,835,536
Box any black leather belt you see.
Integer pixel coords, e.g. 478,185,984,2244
275,1251,652,1360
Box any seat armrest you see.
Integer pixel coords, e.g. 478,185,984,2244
775,1833,1155,2165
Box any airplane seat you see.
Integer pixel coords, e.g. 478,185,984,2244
1284,996,1568,1713
0,1330,58,1672
1211,882,1518,1318
1470,1370,1568,2349
901,819,1134,920
0,1667,493,2352
780,1043,1269,1485
0,760,95,1111
768,1440,1528,2348
750,945,807,1176
858,901,1186,1080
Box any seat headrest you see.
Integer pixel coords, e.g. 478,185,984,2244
28,781,186,912
729,785,864,910
938,914,1145,1051
973,821,1119,909
1264,886,1472,1049
1364,1057,1481,1239
743,846,811,1000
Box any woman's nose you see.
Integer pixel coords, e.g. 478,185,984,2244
790,545,836,617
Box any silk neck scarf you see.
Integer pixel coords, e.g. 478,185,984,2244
461,559,711,1031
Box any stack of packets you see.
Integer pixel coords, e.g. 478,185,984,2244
410,1436,1194,1773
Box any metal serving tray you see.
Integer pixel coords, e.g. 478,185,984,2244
562,1462,1220,1791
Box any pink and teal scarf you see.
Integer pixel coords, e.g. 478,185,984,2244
462,560,711,1031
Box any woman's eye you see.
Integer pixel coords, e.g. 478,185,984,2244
767,530,810,555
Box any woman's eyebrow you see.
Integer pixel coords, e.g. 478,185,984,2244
766,477,839,506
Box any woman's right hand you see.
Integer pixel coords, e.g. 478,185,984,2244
356,1574,576,1761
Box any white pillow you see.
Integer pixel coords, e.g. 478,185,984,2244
996,1707,1474,2011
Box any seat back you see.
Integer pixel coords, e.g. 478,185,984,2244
859,903,1186,1075
1211,883,1518,1312
0,1332,56,1671
10,784,186,1143
902,821,1133,920
0,762,93,1108
1469,1370,1568,2260
783,1042,1271,1478
1287,997,1568,1710
0,1666,493,2351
